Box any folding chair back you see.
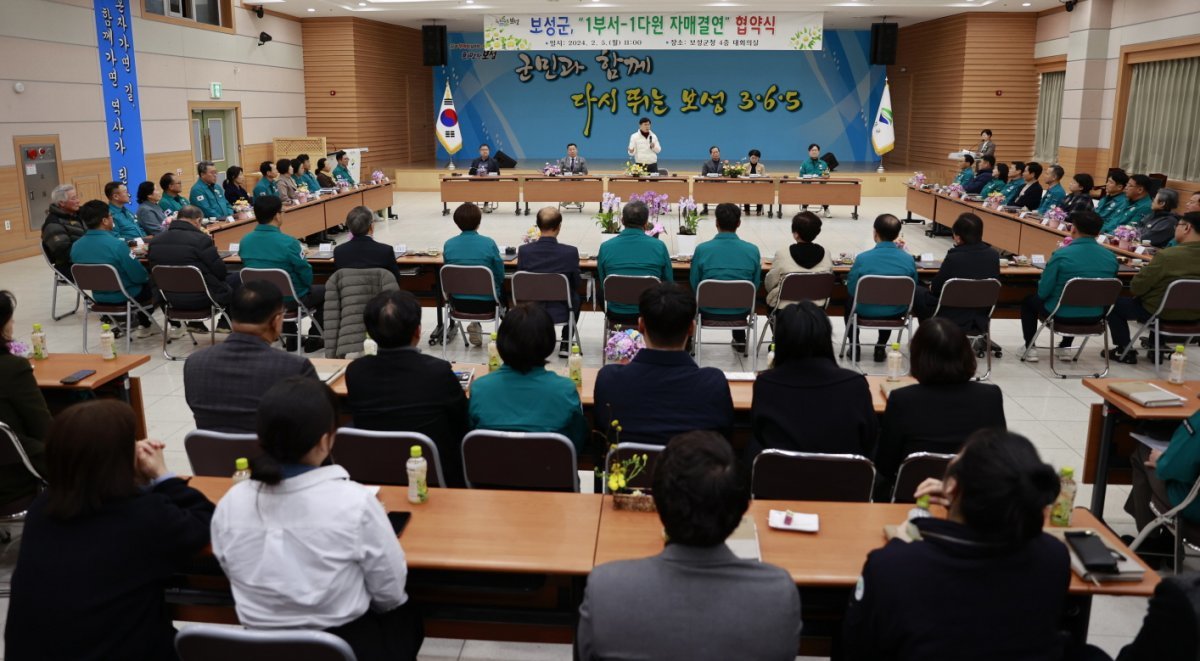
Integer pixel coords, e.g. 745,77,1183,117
462,430,578,492
602,275,660,311
440,265,499,302
42,242,81,321
72,263,126,296
603,442,663,493
512,271,571,305
153,265,213,309
240,267,300,301
184,430,261,477
333,427,445,487
935,278,1001,312
778,271,835,308
0,423,44,519
176,624,356,661
1159,279,1200,317
696,279,757,313
751,450,876,502
854,275,916,310
1056,278,1123,311
891,452,956,503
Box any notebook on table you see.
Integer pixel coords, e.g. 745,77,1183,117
1109,381,1187,408
1047,528,1147,583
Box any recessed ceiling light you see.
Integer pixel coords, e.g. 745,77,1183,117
307,7,316,11
1022,2,1031,4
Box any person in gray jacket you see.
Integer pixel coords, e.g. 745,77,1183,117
323,266,399,358
576,430,801,661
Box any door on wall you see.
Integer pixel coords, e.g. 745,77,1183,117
190,109,239,183
17,141,62,231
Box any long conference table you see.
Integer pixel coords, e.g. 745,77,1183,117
441,174,862,219
179,478,1156,653
206,181,395,251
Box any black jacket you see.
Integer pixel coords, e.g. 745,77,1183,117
877,381,1006,482
516,236,581,323
1013,181,1044,211
750,357,878,458
1134,210,1179,249
843,517,1070,661
0,354,49,504
1060,192,1095,214
6,478,215,661
345,347,469,488
223,180,250,205
41,203,86,274
927,241,1002,333
469,157,501,176
1116,573,1200,661
333,235,400,281
147,221,231,309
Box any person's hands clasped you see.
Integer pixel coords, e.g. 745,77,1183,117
913,478,950,507
134,439,169,484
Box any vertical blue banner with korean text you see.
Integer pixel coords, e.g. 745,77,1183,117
93,0,147,189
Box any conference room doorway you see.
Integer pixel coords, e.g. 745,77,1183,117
188,101,243,184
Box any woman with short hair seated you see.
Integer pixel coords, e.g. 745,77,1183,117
468,304,588,451
876,318,1005,492
844,430,1069,661
750,301,877,458
6,399,215,660
211,377,423,661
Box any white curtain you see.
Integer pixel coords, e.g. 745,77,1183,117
1034,72,1064,164
1120,56,1200,181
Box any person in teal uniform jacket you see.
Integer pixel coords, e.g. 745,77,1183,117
980,163,1009,198
1036,164,1066,214
158,172,189,214
690,203,762,351
1001,161,1026,205
799,143,832,217
845,214,919,362
253,161,279,200
332,150,356,186
190,161,234,219
239,195,325,353
104,181,145,241
70,201,155,334
1102,174,1154,233
1127,409,1200,535
468,304,588,452
1019,209,1118,359
294,154,322,193
596,200,674,321
1096,170,1130,225
954,153,975,188
443,202,506,347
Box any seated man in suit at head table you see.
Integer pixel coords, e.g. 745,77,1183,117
576,430,801,661
963,154,995,195
190,161,235,220
183,280,318,433
593,283,733,445
556,142,588,175
743,148,767,216
690,203,761,353
1000,161,1026,205
913,212,1000,333
1019,209,1118,361
333,205,400,281
1036,164,1066,214
698,145,723,214
443,202,506,348
345,290,469,488
331,150,356,186
595,200,675,326
954,153,975,188
468,143,500,177
517,207,581,357
1011,161,1045,212
252,161,279,200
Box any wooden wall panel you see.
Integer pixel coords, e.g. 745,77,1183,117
301,17,434,172
886,13,1038,174
0,166,29,259
146,150,197,191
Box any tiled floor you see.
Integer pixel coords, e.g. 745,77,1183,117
0,191,1190,659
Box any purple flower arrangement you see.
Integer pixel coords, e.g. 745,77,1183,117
543,163,562,176
7,341,31,358
604,328,645,364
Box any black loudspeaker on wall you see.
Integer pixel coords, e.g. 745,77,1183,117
422,25,447,67
870,23,898,66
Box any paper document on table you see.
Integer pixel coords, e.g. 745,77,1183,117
317,366,346,384
725,516,762,560
724,371,757,382
1130,432,1170,453
768,509,820,533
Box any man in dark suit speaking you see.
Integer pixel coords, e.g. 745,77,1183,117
517,207,582,357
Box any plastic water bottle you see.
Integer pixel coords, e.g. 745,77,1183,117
232,457,251,484
487,332,502,373
407,445,428,504
767,343,776,370
886,342,903,381
1050,467,1076,527
362,332,378,357
1169,345,1187,385
568,344,583,388
99,323,117,360
31,323,47,360
904,495,933,539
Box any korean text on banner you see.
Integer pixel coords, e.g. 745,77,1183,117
484,13,823,51
92,0,147,188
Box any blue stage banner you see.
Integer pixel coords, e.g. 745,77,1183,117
93,0,147,189
434,30,885,166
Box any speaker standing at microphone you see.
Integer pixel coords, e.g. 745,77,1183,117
627,117,661,173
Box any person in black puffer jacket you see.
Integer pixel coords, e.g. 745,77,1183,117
41,184,86,280
146,205,233,311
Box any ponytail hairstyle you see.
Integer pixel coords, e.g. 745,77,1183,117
946,429,1060,546
251,377,338,485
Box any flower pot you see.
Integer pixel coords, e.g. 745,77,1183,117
675,234,697,256
1118,238,1132,251
612,492,656,512
297,193,309,204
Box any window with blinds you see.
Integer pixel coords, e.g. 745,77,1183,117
1120,56,1200,182
1034,71,1064,165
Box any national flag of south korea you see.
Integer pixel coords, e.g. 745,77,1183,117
436,82,462,155
872,79,895,156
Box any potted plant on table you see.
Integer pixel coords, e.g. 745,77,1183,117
608,440,653,511
721,160,748,178
594,192,622,239
624,161,648,177
543,163,562,177
1113,225,1140,251
676,196,702,256
604,326,645,365
629,191,669,240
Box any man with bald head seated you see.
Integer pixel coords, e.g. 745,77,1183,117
516,206,582,357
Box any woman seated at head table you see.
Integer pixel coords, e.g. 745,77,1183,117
211,376,424,661
843,429,1070,661
5,399,216,660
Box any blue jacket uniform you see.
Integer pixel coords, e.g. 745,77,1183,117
109,203,145,241
238,224,313,299
468,365,588,451
690,232,761,315
444,230,505,302
1102,194,1152,234
847,242,918,318
189,180,234,218
1037,183,1065,214
69,229,149,303
1037,236,1118,317
596,228,674,316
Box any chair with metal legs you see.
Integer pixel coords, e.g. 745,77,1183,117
71,263,160,354
1019,277,1123,378
40,244,81,321
839,275,916,375
1117,279,1200,376
931,278,1002,380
